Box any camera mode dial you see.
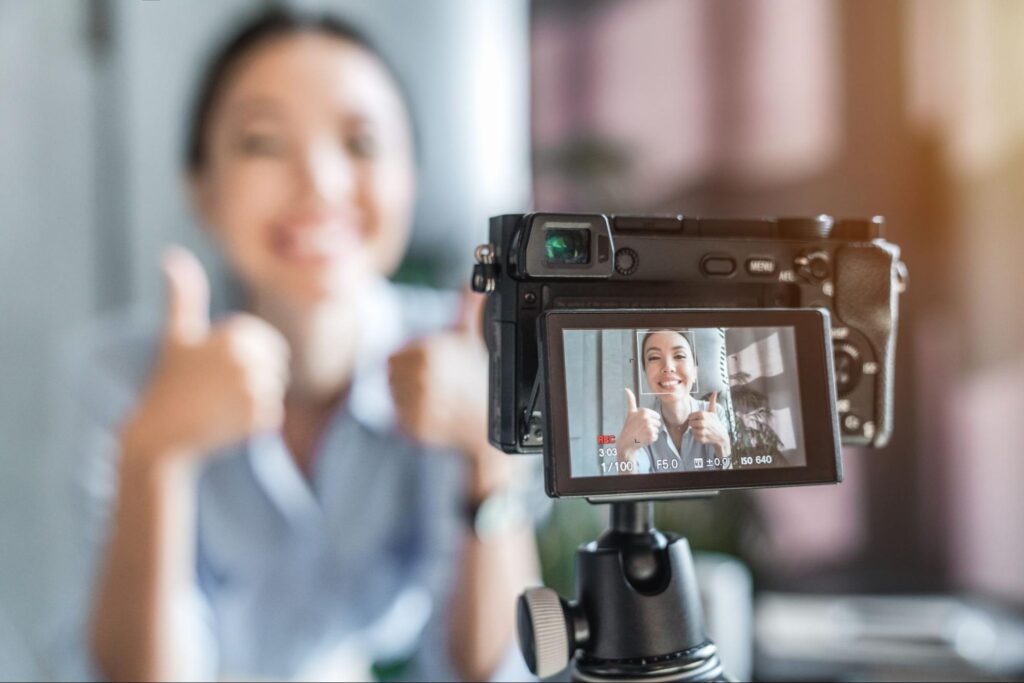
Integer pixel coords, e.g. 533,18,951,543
778,215,834,240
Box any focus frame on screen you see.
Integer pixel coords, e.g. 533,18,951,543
540,308,843,498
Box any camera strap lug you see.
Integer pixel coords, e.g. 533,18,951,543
472,243,499,293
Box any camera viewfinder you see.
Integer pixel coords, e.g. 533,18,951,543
544,228,591,266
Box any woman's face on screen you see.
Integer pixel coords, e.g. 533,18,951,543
191,33,416,307
643,330,696,401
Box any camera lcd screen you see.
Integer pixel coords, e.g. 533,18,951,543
541,309,841,498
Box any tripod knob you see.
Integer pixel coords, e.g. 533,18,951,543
517,587,572,678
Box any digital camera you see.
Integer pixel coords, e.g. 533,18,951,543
471,213,906,498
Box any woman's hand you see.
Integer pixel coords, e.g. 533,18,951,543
686,392,731,457
123,247,291,463
616,388,661,467
388,291,491,458
389,291,513,498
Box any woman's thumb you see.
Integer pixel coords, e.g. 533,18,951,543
162,246,210,344
454,287,485,338
624,387,638,412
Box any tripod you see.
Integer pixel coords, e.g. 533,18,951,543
518,501,729,681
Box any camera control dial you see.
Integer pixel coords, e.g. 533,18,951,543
833,341,863,397
778,214,834,239
833,216,885,241
794,249,832,284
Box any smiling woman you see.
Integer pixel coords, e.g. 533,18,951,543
616,329,732,473
186,17,416,307
47,7,538,683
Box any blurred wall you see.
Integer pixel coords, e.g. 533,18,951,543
0,0,529,675
529,0,1024,597
904,0,1024,603
563,329,634,477
0,2,101,654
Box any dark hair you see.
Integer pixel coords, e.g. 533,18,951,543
185,6,413,172
641,329,694,366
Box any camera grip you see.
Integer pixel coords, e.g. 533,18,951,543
835,245,900,447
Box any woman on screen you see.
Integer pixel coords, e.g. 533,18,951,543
616,330,732,473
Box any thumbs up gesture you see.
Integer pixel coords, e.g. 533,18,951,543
388,289,490,458
685,392,732,457
615,388,662,464
124,247,291,460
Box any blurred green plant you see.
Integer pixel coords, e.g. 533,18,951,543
391,253,450,287
535,498,606,597
535,493,764,599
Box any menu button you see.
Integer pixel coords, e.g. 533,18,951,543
746,257,777,276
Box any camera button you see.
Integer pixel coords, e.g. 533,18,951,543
795,249,832,283
833,343,862,397
701,256,736,277
614,248,639,276
842,413,863,435
746,257,777,277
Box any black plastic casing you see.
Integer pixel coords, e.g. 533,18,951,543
480,213,903,460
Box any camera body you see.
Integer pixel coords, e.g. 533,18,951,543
473,212,904,458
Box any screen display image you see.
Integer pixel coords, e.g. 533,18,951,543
562,326,806,479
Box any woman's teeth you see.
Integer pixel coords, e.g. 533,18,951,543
658,380,681,389
296,233,338,256
281,231,350,259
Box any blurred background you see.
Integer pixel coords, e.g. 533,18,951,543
2,0,1023,680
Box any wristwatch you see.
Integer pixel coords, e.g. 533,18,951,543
464,487,531,541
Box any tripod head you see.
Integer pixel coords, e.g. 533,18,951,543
518,501,727,682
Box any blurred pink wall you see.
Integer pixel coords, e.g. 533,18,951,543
531,0,1024,596
950,362,1024,601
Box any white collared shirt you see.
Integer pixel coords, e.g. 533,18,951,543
44,278,530,682
637,398,731,473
